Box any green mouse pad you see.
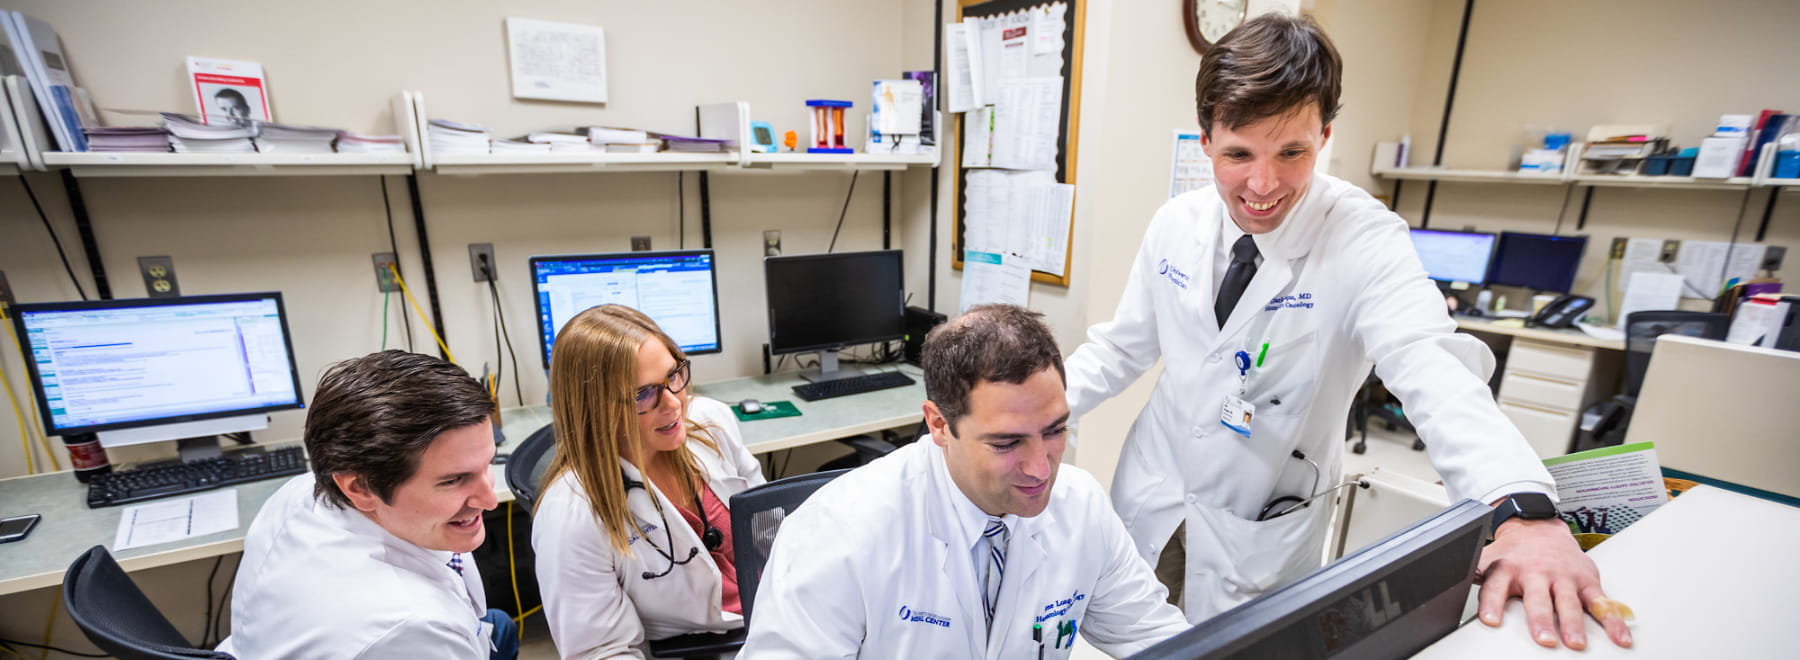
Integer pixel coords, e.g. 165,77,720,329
732,400,802,422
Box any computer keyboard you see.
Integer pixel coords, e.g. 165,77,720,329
87,445,309,508
791,371,916,402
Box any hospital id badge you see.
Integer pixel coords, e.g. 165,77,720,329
1220,395,1255,437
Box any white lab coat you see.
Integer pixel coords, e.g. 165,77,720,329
740,440,1190,660
1065,173,1555,621
532,396,765,659
216,473,490,659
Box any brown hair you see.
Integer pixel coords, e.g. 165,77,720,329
540,304,720,554
306,350,495,509
1194,13,1342,134
922,304,1065,432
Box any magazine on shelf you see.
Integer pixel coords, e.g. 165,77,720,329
187,56,272,124
3,11,81,151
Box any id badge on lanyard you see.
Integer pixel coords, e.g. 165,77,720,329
1220,312,1276,438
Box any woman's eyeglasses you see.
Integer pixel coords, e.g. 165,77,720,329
634,360,692,415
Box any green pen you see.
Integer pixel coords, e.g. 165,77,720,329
1256,341,1270,368
1034,623,1044,660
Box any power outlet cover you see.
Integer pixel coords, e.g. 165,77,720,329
469,243,497,282
763,230,782,257
1659,240,1681,264
630,236,652,252
138,256,181,298
1763,245,1787,272
371,253,401,292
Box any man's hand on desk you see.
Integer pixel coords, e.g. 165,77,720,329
1476,517,1633,650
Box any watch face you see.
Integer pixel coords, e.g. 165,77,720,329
1513,492,1558,518
1198,0,1247,44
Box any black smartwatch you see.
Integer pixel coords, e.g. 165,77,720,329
1490,492,1558,532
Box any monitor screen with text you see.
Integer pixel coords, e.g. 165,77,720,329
531,250,723,367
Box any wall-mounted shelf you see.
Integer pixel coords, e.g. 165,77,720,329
426,151,738,176
1374,166,1566,185
1372,141,1786,191
742,151,939,171
41,151,416,177
1569,173,1754,191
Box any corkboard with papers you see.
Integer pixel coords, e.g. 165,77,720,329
949,0,1084,287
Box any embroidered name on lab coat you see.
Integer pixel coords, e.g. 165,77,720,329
1034,590,1086,622
896,606,952,628
1264,292,1316,311
1157,259,1191,289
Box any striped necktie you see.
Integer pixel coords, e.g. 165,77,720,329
447,553,464,575
979,516,1010,630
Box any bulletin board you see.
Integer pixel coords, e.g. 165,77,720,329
950,0,1086,287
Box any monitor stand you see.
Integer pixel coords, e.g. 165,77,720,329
96,414,269,463
798,349,865,383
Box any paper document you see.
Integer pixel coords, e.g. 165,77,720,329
962,106,996,168
114,489,240,550
1170,130,1213,197
943,22,982,112
1674,240,1764,298
1615,271,1683,329
506,18,608,103
1031,4,1066,57
961,251,1031,313
990,77,1061,171
964,169,1070,275
1619,237,1666,280
1542,442,1669,535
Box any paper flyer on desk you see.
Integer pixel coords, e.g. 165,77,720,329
1543,442,1669,535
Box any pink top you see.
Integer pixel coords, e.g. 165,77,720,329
677,485,740,615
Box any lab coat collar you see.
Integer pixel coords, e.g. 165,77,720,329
922,439,1052,654
1208,176,1327,348
326,481,482,611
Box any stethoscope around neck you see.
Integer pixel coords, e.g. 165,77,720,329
624,470,724,580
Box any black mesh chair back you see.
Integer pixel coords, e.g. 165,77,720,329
1623,311,1729,396
506,423,558,512
62,545,234,660
730,468,851,625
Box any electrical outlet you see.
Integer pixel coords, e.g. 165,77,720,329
763,230,782,257
1762,245,1787,272
1659,240,1681,264
0,270,15,308
137,256,180,298
371,253,400,292
1609,237,1629,259
630,236,652,252
468,243,496,282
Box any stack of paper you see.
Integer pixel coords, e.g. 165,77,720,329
83,126,172,153
428,118,490,155
657,134,727,153
605,141,660,153
252,122,337,154
526,132,599,152
335,132,405,153
581,126,649,144
489,138,551,153
162,113,255,153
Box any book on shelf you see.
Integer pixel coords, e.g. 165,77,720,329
3,11,82,151
251,122,337,154
83,126,171,153
580,126,650,144
654,134,727,153
525,132,601,152
187,56,272,125
428,118,490,155
1741,111,1788,177
604,141,660,154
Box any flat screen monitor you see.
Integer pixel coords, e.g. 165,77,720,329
531,250,722,368
9,293,305,445
1129,499,1492,660
765,250,905,380
1409,229,1497,286
1487,232,1587,294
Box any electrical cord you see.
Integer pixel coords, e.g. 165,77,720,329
379,176,415,351
479,256,525,406
1,305,58,473
826,171,860,253
387,264,457,363
0,639,105,658
507,501,525,636
677,172,685,250
380,287,391,350
201,556,222,647
17,175,88,301
211,557,237,646
2,345,35,475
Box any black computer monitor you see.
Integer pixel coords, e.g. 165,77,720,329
1129,499,1492,660
9,293,305,459
765,250,905,383
1409,229,1497,287
530,250,723,368
1487,232,1587,293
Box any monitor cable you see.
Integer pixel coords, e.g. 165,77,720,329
826,171,860,253
17,174,89,301
377,176,414,351
478,254,524,406
387,264,457,364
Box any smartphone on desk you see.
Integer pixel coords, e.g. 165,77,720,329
0,513,42,543
1530,294,1595,328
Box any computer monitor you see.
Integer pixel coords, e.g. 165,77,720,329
1409,229,1497,287
9,293,305,459
530,250,723,368
1487,232,1588,293
765,250,906,383
1129,499,1492,660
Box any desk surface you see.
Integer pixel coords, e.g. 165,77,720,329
1416,485,1800,658
0,367,925,596
1455,316,1626,351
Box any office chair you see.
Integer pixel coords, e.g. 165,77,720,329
62,545,235,660
647,468,851,659
1347,373,1422,454
506,423,558,512
1574,311,1728,452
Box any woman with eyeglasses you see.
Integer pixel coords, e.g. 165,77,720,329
530,304,765,658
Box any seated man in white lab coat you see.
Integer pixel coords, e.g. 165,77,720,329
741,304,1190,659
216,350,517,660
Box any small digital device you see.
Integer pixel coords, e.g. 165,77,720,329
1408,228,1497,287
1488,232,1588,293
765,250,906,383
1530,294,1596,328
9,293,305,457
530,250,723,368
0,513,42,544
749,121,776,153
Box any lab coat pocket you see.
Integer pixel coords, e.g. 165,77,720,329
1245,327,1321,423
1183,498,1330,617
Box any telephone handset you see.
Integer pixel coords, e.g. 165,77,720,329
1530,294,1595,328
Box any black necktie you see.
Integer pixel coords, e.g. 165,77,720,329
1215,235,1260,328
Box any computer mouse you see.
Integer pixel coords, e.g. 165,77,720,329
739,399,765,415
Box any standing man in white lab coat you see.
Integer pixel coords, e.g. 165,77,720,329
1065,13,1633,651
217,351,518,659
741,305,1189,659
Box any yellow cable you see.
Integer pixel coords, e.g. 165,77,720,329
507,500,525,638
512,604,542,623
386,264,456,364
2,357,33,475
39,598,60,660
2,316,58,471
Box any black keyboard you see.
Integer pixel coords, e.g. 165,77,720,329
791,371,916,402
87,446,309,508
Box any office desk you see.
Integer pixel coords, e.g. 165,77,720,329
0,367,926,596
1454,316,1624,458
1415,485,1800,658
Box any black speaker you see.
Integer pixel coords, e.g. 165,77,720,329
903,306,947,366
